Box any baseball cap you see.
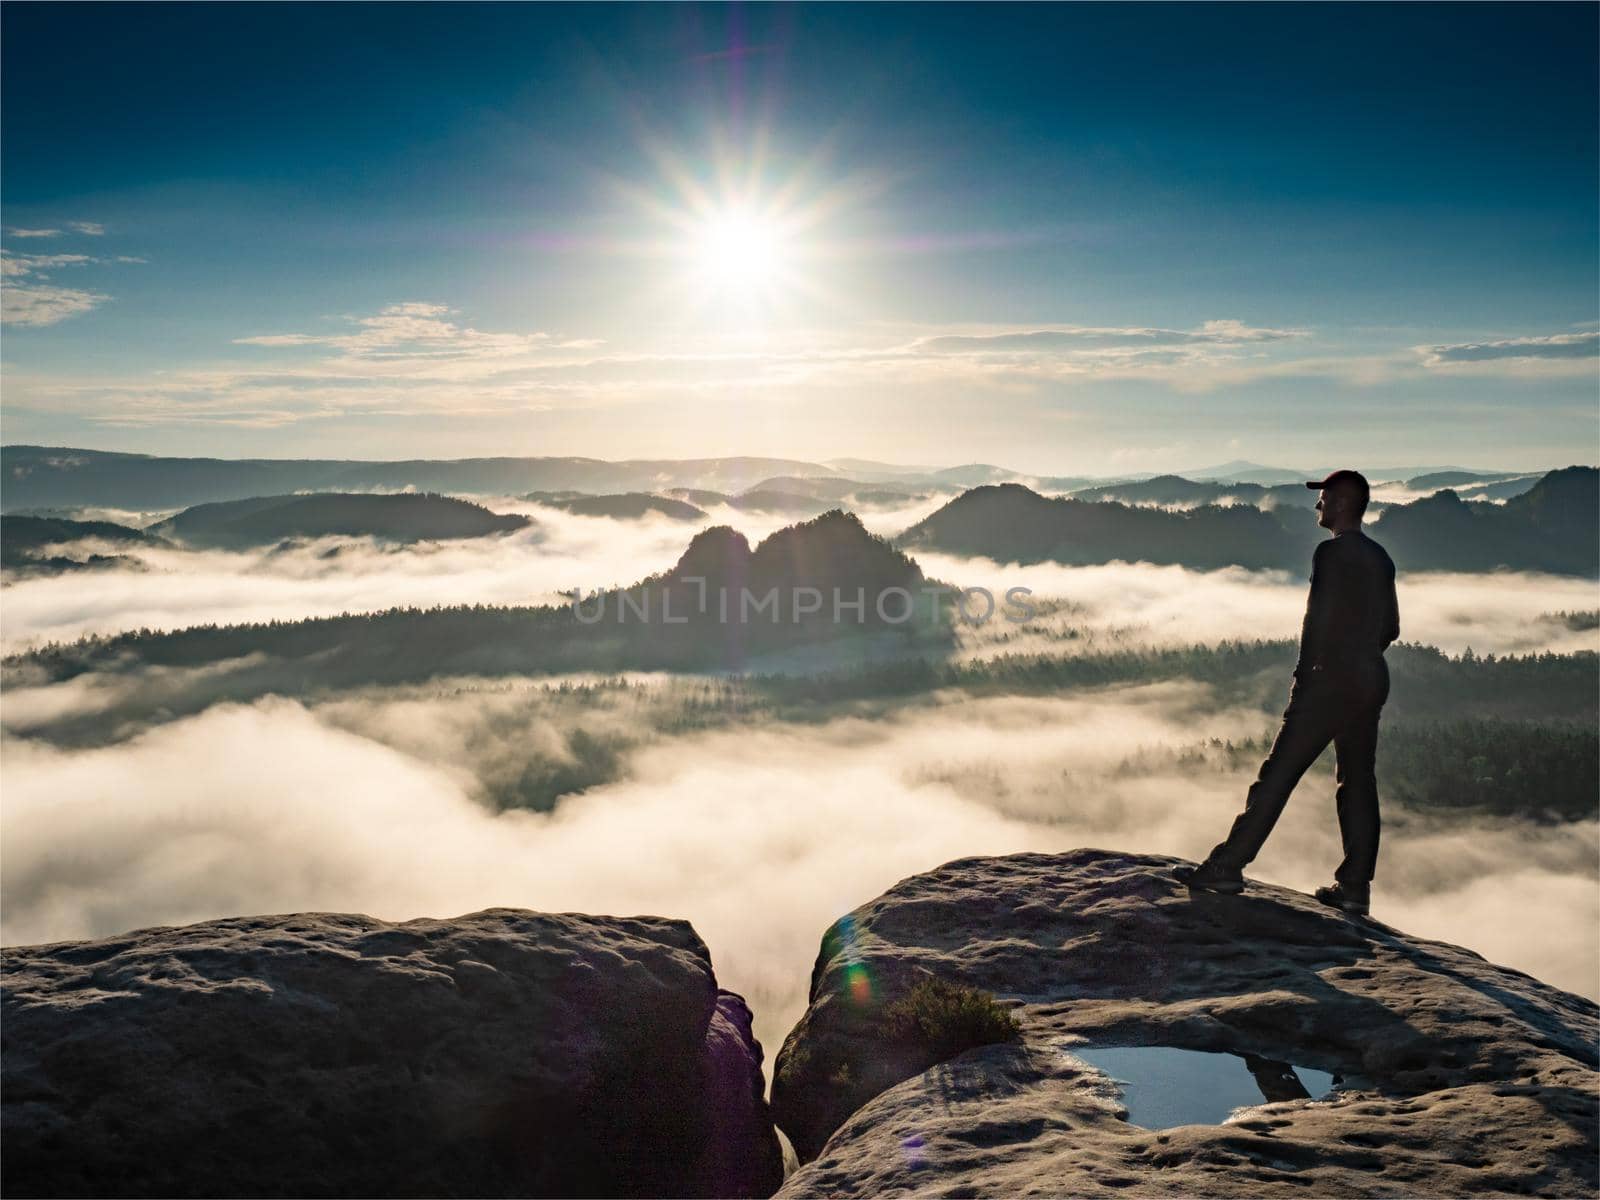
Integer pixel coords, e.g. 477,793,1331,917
1304,469,1369,501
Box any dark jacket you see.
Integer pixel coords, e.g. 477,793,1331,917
1294,529,1400,680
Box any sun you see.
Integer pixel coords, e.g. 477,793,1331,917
606,132,890,328
692,208,791,293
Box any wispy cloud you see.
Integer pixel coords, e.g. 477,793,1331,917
5,221,106,239
1419,330,1600,367
0,252,94,279
912,319,1308,354
6,299,1591,431
0,303,1345,424
234,301,572,361
1,250,105,327
4,301,601,426
1,285,112,327
1,231,140,327
798,318,1339,394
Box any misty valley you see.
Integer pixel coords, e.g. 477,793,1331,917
2,449,1596,1072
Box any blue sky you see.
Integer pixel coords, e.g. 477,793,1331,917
2,2,1596,472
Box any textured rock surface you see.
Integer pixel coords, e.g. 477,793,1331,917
3,908,783,1198
771,849,1598,1197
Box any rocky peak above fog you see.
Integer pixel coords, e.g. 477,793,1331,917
771,848,1599,1197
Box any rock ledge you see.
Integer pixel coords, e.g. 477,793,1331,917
771,849,1598,1197
3,908,783,1198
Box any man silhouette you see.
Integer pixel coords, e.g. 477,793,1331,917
1175,469,1400,915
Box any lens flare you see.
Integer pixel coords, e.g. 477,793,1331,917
834,914,876,1005
599,120,894,331
693,208,791,292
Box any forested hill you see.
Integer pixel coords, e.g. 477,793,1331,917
1,515,165,573
899,467,1598,575
896,483,1307,570
525,492,707,521
148,492,530,548
1368,465,1599,574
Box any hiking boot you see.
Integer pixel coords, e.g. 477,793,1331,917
1314,881,1370,916
1173,860,1245,894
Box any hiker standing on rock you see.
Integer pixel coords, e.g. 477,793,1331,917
1176,469,1400,916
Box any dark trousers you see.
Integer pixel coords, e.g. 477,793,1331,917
1209,664,1389,884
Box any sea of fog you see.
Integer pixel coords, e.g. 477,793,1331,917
2,499,1597,1059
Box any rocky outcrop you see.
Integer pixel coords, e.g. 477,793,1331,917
2,908,783,1198
771,849,1599,1197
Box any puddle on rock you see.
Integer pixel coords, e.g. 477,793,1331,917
1072,1046,1340,1129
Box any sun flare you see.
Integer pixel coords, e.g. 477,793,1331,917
612,129,890,328
692,208,791,292
613,148,857,325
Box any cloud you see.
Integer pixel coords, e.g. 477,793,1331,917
0,297,1579,432
5,221,106,238
913,320,1309,355
0,241,140,327
2,300,614,427
234,301,560,362
1418,331,1600,368
2,683,1593,1060
0,252,94,279
1,284,111,327
916,554,1600,661
31,303,1322,423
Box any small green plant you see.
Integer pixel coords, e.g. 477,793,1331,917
883,977,1020,1059
775,1044,811,1089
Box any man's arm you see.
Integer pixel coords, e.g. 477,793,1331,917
1382,557,1400,649
1295,540,1340,675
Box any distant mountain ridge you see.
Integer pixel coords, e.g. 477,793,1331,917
1,444,1565,516
1,446,844,511
1069,474,1320,511
7,446,1592,574
1186,460,1488,485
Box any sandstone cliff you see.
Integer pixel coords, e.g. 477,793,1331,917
2,908,783,1198
771,849,1598,1197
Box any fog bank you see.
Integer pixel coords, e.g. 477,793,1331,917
5,683,1593,1056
